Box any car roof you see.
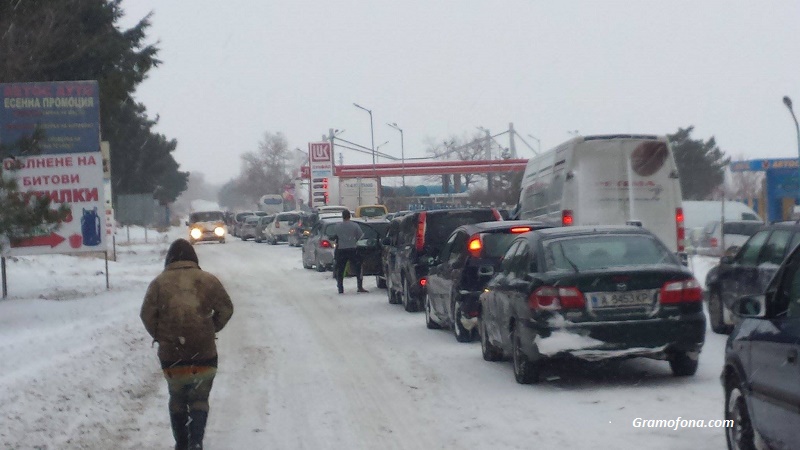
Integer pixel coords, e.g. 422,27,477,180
454,220,549,234
533,225,654,238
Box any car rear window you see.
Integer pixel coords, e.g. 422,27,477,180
723,222,763,236
359,206,387,217
543,234,673,271
481,233,520,258
190,211,224,222
425,210,498,251
277,213,301,222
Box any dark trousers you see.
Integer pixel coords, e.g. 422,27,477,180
334,247,363,290
163,361,216,449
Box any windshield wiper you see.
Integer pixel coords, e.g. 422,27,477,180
559,243,579,273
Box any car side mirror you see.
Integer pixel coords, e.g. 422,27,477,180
382,237,391,246
677,252,688,266
731,294,766,318
724,246,740,257
478,265,494,278
720,255,735,265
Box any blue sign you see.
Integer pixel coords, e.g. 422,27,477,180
1,81,100,155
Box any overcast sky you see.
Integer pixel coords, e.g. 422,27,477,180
118,0,800,185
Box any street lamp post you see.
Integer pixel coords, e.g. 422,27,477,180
388,122,405,187
784,96,800,208
353,102,378,203
527,134,542,154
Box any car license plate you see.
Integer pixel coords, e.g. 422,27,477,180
589,290,654,308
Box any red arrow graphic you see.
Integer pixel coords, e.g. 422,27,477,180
12,232,66,248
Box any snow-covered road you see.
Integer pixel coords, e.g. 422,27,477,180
0,228,728,449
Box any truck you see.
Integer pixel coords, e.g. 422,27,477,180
258,194,284,214
333,177,380,212
516,134,685,253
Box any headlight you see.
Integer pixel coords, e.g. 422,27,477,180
190,228,203,239
214,227,225,237
303,230,310,236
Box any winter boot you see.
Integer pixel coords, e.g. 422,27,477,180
188,410,208,450
357,277,368,293
170,412,189,450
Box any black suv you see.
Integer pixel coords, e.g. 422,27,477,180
382,208,502,312
721,240,800,450
705,222,800,334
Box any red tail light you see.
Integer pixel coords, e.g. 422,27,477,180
709,237,718,248
467,234,482,258
415,211,427,252
562,210,574,226
676,208,685,252
528,286,585,310
660,278,703,304
420,277,427,287
492,208,502,220
320,239,332,248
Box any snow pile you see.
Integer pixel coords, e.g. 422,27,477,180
536,330,604,355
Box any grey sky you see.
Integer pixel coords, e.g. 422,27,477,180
119,1,800,185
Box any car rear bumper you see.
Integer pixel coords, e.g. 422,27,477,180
519,312,706,361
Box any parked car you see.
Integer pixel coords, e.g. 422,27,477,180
186,210,227,245
238,215,262,241
694,220,763,257
232,211,256,237
302,217,342,271
383,208,503,312
479,225,705,384
287,212,313,247
301,217,389,275
721,241,800,450
424,221,550,342
705,222,800,334
355,204,388,219
253,215,276,243
264,211,302,245
343,219,391,279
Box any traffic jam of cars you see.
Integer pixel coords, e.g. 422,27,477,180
199,136,795,449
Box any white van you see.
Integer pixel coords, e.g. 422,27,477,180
681,200,762,230
517,134,685,252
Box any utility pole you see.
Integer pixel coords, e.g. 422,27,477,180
508,122,517,158
484,128,493,193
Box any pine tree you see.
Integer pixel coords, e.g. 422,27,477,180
668,127,730,200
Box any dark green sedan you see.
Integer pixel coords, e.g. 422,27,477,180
479,225,706,384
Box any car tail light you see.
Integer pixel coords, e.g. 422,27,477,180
709,237,718,248
468,234,482,258
660,278,703,304
492,208,502,220
510,227,531,233
562,210,574,226
528,286,585,310
415,211,427,252
420,277,427,287
320,239,332,248
675,208,685,252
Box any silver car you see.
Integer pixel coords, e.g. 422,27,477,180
302,217,342,272
265,212,302,245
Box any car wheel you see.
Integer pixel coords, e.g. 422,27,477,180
219,239,225,244
708,290,733,334
255,237,262,243
725,375,756,450
512,326,540,384
402,277,417,312
452,301,473,343
668,351,699,376
376,276,387,289
480,318,502,362
387,281,400,304
315,254,326,272
240,235,246,241
425,293,441,329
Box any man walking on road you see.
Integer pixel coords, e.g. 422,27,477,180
141,238,234,450
333,209,367,294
